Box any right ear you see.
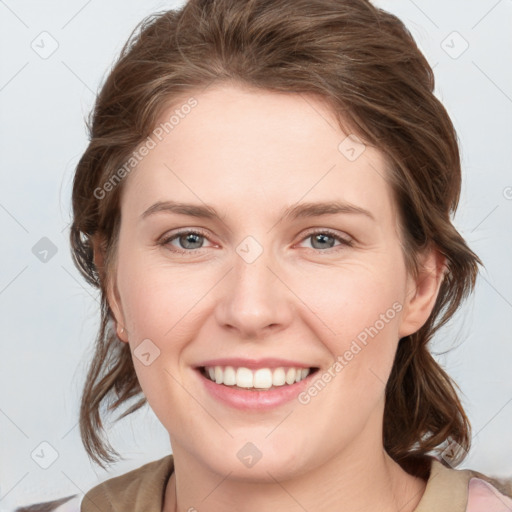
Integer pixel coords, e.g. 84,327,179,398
92,234,129,343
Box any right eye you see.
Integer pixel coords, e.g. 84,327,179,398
159,229,214,254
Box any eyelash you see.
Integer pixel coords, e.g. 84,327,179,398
159,228,353,255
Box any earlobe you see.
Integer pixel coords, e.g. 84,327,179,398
92,234,129,343
107,278,129,343
115,323,128,343
398,248,446,338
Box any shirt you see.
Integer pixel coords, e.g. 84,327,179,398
80,454,512,512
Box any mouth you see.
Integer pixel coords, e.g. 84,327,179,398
197,365,320,391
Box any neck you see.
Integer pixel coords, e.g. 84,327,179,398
163,435,428,512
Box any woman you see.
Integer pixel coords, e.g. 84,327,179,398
70,0,512,510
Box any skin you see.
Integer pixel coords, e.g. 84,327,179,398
98,83,445,512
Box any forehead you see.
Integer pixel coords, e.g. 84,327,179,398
154,83,353,165
121,84,396,224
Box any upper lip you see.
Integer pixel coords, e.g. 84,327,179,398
195,358,317,370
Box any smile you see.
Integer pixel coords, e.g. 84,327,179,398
199,366,317,390
200,365,317,390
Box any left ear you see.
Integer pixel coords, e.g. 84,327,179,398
398,246,447,338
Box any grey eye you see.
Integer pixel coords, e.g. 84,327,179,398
309,233,337,250
176,232,205,250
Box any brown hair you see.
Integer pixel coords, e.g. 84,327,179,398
15,496,77,512
70,0,481,470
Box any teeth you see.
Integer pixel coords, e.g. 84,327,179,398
223,366,236,385
202,365,312,390
253,368,272,388
285,368,296,385
272,367,286,386
237,367,253,388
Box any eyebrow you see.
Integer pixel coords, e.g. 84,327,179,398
140,199,375,222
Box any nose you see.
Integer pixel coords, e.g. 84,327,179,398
214,244,294,339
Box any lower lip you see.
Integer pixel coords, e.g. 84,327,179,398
196,368,317,410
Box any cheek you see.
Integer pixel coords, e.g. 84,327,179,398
118,247,407,347
117,253,209,341
117,233,407,372
115,255,202,413
291,260,406,393
114,242,408,452
296,259,405,338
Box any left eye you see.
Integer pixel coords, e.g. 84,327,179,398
160,229,352,254
298,230,353,251
161,230,212,253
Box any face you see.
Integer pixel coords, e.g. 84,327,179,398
105,83,442,480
